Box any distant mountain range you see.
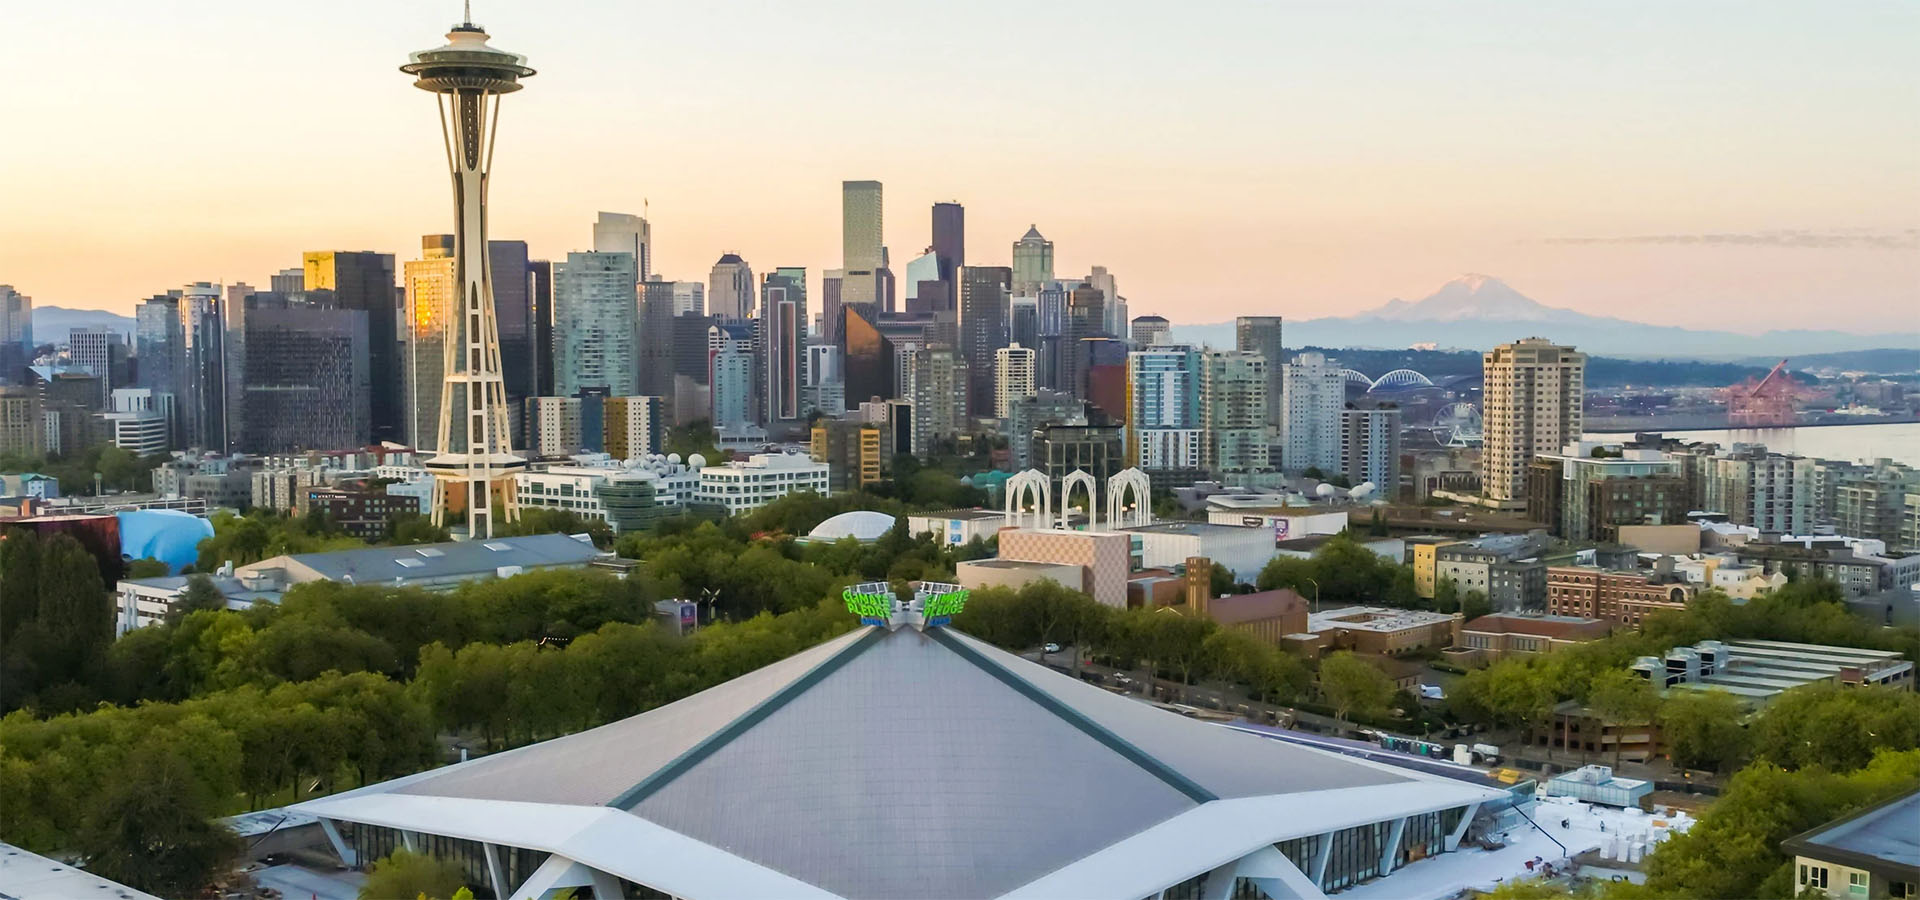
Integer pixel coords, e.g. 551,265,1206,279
1170,275,1920,361
30,306,135,342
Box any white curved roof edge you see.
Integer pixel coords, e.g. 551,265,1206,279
291,793,835,900
1003,780,1504,900
293,778,1498,900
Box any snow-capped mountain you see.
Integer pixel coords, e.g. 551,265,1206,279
1364,274,1591,324
1169,275,1917,359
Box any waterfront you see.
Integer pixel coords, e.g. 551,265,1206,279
1585,422,1920,467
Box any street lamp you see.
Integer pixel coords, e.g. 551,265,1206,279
1305,577,1321,614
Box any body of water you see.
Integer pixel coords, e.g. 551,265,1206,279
1584,422,1920,467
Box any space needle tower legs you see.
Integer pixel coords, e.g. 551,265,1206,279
401,10,535,539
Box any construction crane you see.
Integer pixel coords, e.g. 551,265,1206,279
1727,359,1799,427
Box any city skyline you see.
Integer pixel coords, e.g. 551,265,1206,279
2,2,1914,331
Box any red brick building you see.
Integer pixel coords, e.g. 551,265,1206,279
1546,566,1693,627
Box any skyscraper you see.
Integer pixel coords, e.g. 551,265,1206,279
1202,350,1270,476
554,252,640,398
1282,351,1342,475
904,250,943,311
671,281,705,316
1235,316,1284,441
708,253,755,319
134,291,183,446
931,202,965,286
592,211,651,282
235,293,370,453
761,267,807,428
1060,283,1106,400
1127,345,1202,472
1483,338,1586,502
1012,226,1054,295
1088,267,1123,336
67,328,126,407
0,286,31,381
1340,407,1401,492
1130,315,1171,348
960,265,1011,416
840,304,895,405
401,11,533,538
404,235,457,449
303,251,400,441
841,180,884,307
708,322,754,428
903,345,966,456
637,279,679,399
994,344,1035,419
180,282,227,452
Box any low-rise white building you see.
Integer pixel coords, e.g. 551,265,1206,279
1206,506,1349,543
516,455,700,532
908,508,1009,546
1119,521,1276,583
695,452,829,514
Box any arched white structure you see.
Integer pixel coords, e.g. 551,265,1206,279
1059,469,1098,530
1106,468,1152,530
1368,369,1435,392
1005,469,1051,530
1340,369,1373,388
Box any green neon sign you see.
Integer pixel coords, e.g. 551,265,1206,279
843,588,893,621
923,589,967,620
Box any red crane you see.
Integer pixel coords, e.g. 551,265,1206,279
1727,359,1799,427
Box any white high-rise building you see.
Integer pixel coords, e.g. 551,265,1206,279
524,396,582,459
1482,338,1586,502
1282,352,1343,475
1128,345,1202,471
709,254,755,319
671,281,705,316
695,452,831,514
994,344,1036,419
1088,267,1122,335
708,323,754,428
554,251,640,397
592,211,651,282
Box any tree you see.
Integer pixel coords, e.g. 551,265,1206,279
1460,589,1493,622
169,574,227,623
1587,669,1659,765
1632,748,1920,900
125,557,171,579
1433,577,1461,613
1749,683,1920,773
1319,651,1394,725
1658,689,1750,772
358,849,470,900
77,743,242,897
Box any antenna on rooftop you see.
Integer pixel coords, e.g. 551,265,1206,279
463,0,473,25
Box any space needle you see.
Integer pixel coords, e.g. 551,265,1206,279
401,5,533,539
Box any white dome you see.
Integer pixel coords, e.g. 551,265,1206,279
806,510,897,543
667,453,682,465
1314,483,1337,498
687,453,707,469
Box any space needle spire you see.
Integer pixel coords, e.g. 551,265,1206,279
401,7,534,539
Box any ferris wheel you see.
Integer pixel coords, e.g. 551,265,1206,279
1430,402,1483,446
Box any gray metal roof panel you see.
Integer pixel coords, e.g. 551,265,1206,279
281,533,602,582
626,627,1197,900
948,631,1412,799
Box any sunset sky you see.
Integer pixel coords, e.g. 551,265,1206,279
2,1,1914,329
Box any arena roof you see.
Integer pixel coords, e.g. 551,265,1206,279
295,624,1500,899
